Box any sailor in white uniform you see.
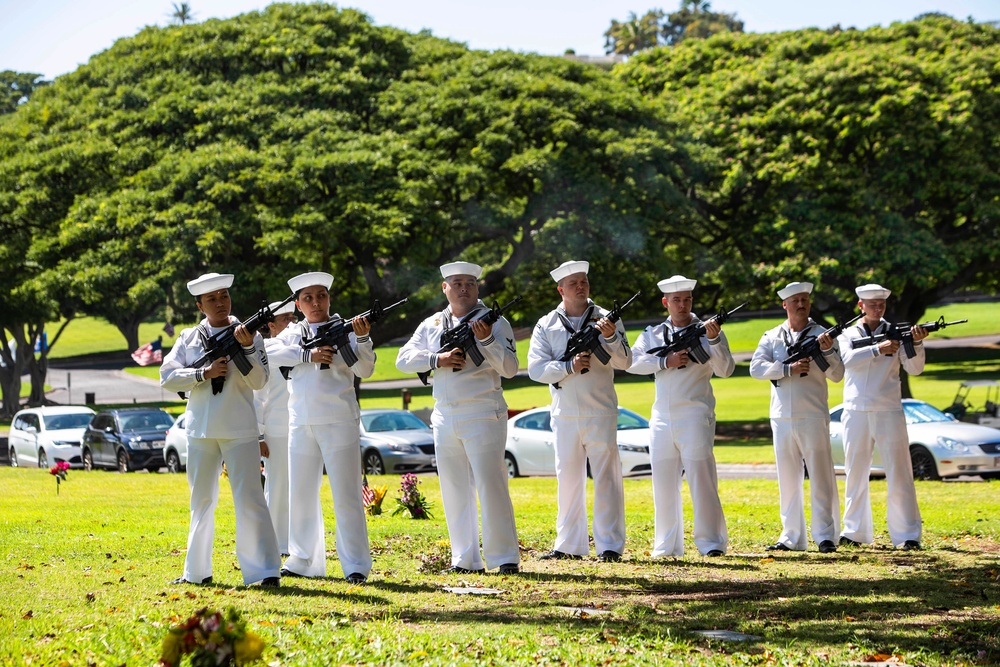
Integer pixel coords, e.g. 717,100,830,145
628,275,734,557
253,299,296,556
267,272,374,584
527,260,632,562
160,272,281,587
749,281,844,553
837,283,927,550
395,261,521,574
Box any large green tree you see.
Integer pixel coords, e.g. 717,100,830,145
617,17,1000,393
0,71,48,115
0,2,688,410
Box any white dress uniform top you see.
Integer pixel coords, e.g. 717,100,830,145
253,298,296,555
395,263,520,571
837,284,924,547
749,282,844,550
627,275,734,557
527,260,632,558
267,272,375,579
160,273,281,586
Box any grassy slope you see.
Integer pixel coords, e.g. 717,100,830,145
0,468,997,666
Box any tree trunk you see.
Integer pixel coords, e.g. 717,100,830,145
899,367,912,399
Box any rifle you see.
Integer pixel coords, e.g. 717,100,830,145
559,291,641,374
780,313,862,378
302,297,409,369
417,296,523,386
850,316,968,359
190,293,296,395
646,302,747,367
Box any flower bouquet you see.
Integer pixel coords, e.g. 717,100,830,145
362,482,388,516
159,607,265,667
392,473,433,519
49,461,70,495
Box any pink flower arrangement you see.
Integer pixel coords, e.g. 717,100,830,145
392,473,433,519
49,461,70,495
159,607,265,667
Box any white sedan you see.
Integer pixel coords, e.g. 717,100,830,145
8,406,96,469
829,399,1000,480
504,406,651,478
164,413,189,473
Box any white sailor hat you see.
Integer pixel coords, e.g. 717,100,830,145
269,300,296,316
856,283,891,300
187,272,234,296
440,261,482,279
657,275,697,294
777,281,813,300
288,272,334,294
550,260,589,283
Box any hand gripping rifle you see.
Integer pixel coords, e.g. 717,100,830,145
190,293,296,395
850,316,968,359
646,302,747,367
559,291,641,374
417,295,523,386
302,297,409,369
780,313,862,378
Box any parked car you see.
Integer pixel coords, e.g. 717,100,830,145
359,409,436,475
81,408,174,473
504,406,652,478
829,399,1000,481
164,413,189,473
8,406,96,469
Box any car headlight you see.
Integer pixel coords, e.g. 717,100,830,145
131,439,151,450
936,436,969,453
51,440,78,447
618,443,648,453
387,443,420,453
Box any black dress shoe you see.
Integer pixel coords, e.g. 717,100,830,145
497,563,520,574
598,550,622,562
901,540,921,551
345,573,367,584
279,568,305,578
169,575,212,585
765,543,791,552
443,566,485,575
818,540,837,553
839,536,862,548
705,549,724,557
259,576,280,588
538,550,582,560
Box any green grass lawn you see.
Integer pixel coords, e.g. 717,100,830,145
1,467,997,666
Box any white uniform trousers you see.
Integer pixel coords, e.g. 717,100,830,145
284,422,372,578
841,409,922,546
262,430,290,555
183,436,281,585
648,417,727,557
551,416,626,556
433,411,520,570
771,418,840,549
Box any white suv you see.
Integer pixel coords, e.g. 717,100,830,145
164,413,189,473
8,406,96,469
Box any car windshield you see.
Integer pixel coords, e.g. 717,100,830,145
42,413,92,430
119,411,174,431
903,402,951,424
617,408,649,430
362,412,430,432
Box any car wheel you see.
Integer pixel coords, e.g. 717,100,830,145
38,449,48,469
363,450,385,476
505,452,519,479
117,450,131,473
82,449,93,471
910,445,940,481
166,450,182,474
9,446,17,468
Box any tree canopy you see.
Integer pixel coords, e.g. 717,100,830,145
604,1,744,55
616,16,1000,324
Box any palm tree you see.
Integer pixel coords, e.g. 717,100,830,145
170,2,195,26
603,10,664,55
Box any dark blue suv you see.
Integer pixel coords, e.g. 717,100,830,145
81,408,174,472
